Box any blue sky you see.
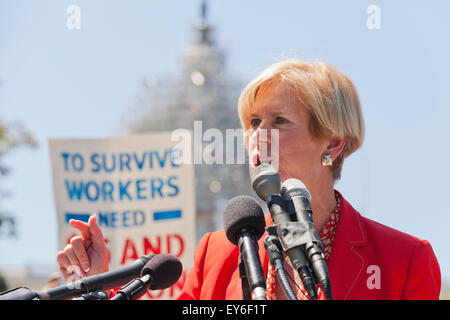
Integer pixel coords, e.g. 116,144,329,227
1,0,450,283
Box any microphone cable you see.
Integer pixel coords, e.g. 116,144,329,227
264,233,297,300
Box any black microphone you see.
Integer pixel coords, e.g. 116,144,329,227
263,232,297,300
72,289,109,300
223,195,267,300
281,178,332,300
111,253,182,300
0,287,39,300
37,255,154,300
251,164,318,299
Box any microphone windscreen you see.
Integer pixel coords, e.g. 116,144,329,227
141,254,183,290
223,195,266,246
250,164,281,201
281,178,311,200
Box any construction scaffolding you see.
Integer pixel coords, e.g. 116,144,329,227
121,2,253,240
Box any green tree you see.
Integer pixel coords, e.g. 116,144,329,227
0,272,7,292
0,119,37,238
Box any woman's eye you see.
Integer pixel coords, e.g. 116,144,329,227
250,119,261,128
276,117,288,124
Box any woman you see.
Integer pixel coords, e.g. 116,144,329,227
56,59,441,300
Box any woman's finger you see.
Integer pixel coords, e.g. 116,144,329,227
70,236,90,273
56,251,74,281
58,265,71,281
63,244,85,277
69,219,91,240
56,251,71,271
88,215,106,250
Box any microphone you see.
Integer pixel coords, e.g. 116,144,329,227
37,255,154,300
263,231,297,300
111,253,182,300
72,289,109,300
251,164,318,299
0,287,39,300
223,195,267,300
281,178,332,300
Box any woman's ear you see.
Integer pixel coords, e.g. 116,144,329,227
324,137,346,161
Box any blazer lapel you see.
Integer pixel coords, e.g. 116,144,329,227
260,214,272,276
327,192,368,300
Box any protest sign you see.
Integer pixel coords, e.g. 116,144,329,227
49,132,196,299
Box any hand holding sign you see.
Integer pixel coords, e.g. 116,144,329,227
50,134,196,299
56,215,109,280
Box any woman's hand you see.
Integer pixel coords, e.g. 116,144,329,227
56,214,109,281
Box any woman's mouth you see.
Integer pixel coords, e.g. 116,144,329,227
250,149,271,168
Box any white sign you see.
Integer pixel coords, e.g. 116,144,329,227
48,132,196,299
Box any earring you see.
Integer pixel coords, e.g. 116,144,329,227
322,154,333,166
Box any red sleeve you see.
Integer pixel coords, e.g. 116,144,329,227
401,240,441,299
176,232,212,300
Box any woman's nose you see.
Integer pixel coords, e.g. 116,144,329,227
253,120,273,145
249,123,273,156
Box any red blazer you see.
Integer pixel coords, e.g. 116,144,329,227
177,192,441,300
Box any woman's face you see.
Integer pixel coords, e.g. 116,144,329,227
247,81,329,186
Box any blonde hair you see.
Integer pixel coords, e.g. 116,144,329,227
238,59,364,180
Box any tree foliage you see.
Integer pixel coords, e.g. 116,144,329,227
0,272,7,292
0,120,37,238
